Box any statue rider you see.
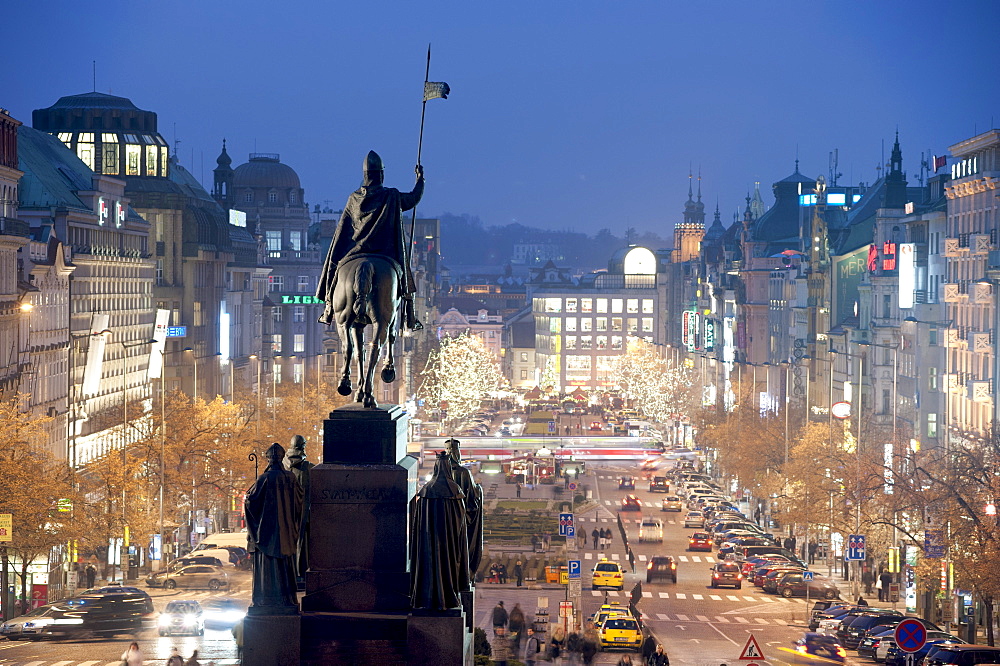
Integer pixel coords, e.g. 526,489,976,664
316,150,424,330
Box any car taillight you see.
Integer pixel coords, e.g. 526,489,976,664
647,563,653,569
836,648,846,658
796,646,808,654
713,573,719,579
670,563,676,569
737,574,743,579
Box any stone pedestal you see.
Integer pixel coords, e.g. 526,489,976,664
407,609,472,666
243,613,300,666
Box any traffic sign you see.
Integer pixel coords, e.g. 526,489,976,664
802,571,814,581
558,512,575,538
568,482,578,491
568,560,581,579
548,420,556,433
739,634,766,661
894,618,927,653
847,534,866,560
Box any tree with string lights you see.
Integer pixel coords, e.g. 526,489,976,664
611,337,696,427
418,332,506,431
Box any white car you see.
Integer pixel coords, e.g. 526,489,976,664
683,511,705,528
638,518,663,543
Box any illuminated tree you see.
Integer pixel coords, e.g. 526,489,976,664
611,337,696,427
418,332,506,430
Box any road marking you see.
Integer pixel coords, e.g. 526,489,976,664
676,614,690,621
726,595,740,601
743,596,757,601
692,594,704,600
696,615,710,622
715,616,729,623
709,595,722,600
678,556,690,562
643,592,653,598
658,592,669,599
735,617,750,624
773,618,788,625
604,500,612,505
755,618,771,624
675,593,687,599
611,553,620,561
80,662,104,666
608,591,620,597
591,591,602,596
759,596,775,602
638,554,647,561
657,613,670,620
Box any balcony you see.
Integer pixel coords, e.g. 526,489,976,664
943,238,961,257
971,234,992,255
942,283,962,302
969,331,992,353
972,282,993,304
968,380,992,403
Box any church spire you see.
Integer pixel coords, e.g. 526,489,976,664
213,138,234,208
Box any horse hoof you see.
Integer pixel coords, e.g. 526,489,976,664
381,367,396,383
364,395,379,409
337,380,352,396
355,390,365,403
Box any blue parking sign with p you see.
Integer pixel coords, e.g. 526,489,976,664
569,560,581,579
559,512,575,538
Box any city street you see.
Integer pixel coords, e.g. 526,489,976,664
473,461,869,666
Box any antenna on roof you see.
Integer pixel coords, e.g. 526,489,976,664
829,149,841,186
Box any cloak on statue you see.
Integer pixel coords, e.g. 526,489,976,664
409,451,471,610
316,150,423,325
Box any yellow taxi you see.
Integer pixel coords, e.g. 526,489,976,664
599,614,642,650
591,559,625,591
591,602,628,628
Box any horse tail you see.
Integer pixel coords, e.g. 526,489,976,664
353,260,375,321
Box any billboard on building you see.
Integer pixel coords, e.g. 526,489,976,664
898,243,916,309
148,309,171,379
833,247,868,325
82,313,110,396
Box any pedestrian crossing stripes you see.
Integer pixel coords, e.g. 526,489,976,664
645,613,790,626
593,590,805,604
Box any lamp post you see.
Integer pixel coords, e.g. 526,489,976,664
249,354,261,435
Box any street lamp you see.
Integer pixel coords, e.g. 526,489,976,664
249,354,262,435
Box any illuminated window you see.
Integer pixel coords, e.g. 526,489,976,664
565,317,577,332
611,336,623,350
596,299,607,313
612,299,623,313
520,352,528,362
273,334,282,353
626,299,639,313
297,276,310,292
193,301,203,327
581,298,593,313
289,231,303,251
293,306,305,322
145,146,158,176
581,318,592,332
580,336,592,350
125,144,141,175
101,134,119,174
160,147,169,177
57,132,72,145
273,307,283,323
596,335,608,350
565,298,578,313
565,336,577,350
269,275,284,292
611,317,623,331
628,318,638,332
520,370,528,380
266,231,282,255
545,298,562,313
929,367,938,391
294,334,305,352
549,318,561,333
268,191,278,203
623,246,656,274
641,318,653,332
77,133,95,170
642,299,654,314
566,355,592,379
927,413,937,438
294,362,304,383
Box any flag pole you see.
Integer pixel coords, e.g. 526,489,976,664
409,44,431,269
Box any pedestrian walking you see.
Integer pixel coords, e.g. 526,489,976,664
166,647,185,666
617,655,634,666
492,600,509,635
120,642,144,666
879,571,892,602
492,627,513,666
650,644,670,666
605,528,613,550
592,528,599,550
231,616,244,660
808,540,818,564
862,568,874,595
499,563,508,584
524,627,541,666
548,625,566,663
85,564,96,589
565,630,583,665
509,602,526,649
514,560,524,587
516,483,522,498
582,626,599,664
641,635,657,664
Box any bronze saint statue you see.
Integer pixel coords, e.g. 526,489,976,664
245,442,303,613
283,435,313,584
315,151,424,408
445,438,484,577
409,451,471,610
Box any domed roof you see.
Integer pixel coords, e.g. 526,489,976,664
233,153,300,189
46,92,140,111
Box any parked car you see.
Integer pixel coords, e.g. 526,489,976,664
925,644,1000,666
857,627,897,660
777,571,841,599
842,614,939,651
638,517,663,543
157,599,204,636
31,592,155,640
883,634,964,666
661,496,684,512
646,556,678,583
791,632,847,665
710,562,744,589
620,495,642,511
146,564,229,590
167,555,227,571
760,566,807,592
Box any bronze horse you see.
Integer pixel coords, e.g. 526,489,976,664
331,255,399,408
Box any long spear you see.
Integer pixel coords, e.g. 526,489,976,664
408,44,449,293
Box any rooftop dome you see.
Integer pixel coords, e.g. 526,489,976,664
232,153,300,189
46,92,140,111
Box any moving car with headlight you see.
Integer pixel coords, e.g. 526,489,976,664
0,605,55,639
158,600,204,636
32,592,155,639
648,476,669,492
599,616,642,651
620,495,642,511
638,517,663,543
688,531,714,552
646,556,678,583
789,632,847,665
146,564,229,590
710,562,744,588
683,510,705,528
661,495,684,512
618,476,636,490
201,597,247,629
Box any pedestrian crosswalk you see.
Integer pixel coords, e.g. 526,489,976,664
644,612,789,625
581,513,678,524
589,589,806,605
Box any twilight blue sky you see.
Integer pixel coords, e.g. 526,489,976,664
6,0,999,237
